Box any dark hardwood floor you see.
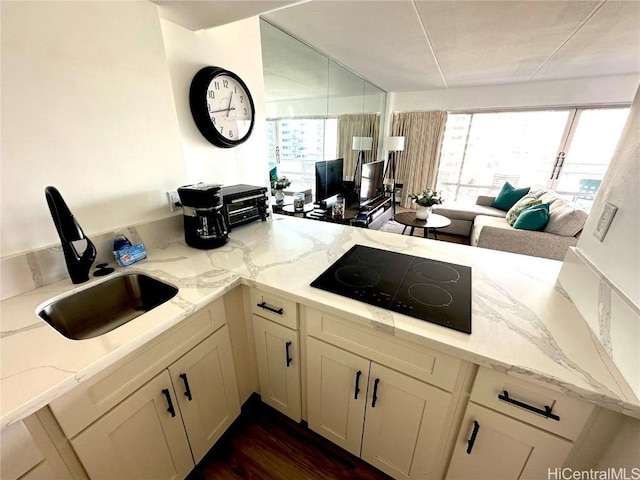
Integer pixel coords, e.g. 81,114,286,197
187,396,392,480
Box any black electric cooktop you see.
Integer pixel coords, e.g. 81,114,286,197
310,245,472,334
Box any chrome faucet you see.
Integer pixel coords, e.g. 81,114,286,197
45,186,96,284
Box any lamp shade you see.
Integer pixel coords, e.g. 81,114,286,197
352,136,373,151
386,136,405,151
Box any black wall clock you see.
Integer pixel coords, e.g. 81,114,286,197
189,66,256,148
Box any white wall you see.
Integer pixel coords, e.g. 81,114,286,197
390,75,639,112
1,1,187,256
0,2,270,259
574,85,640,308
160,18,269,187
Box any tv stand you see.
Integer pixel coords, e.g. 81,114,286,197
304,195,392,230
354,196,393,229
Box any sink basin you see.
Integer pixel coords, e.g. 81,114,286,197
37,273,178,340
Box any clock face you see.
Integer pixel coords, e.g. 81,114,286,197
206,74,253,141
189,66,256,148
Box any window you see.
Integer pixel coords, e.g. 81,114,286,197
267,118,338,192
436,107,630,210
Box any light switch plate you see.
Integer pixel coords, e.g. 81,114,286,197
593,202,617,242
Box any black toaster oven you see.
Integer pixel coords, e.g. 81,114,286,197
221,184,269,230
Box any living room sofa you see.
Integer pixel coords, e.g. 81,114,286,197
433,187,589,261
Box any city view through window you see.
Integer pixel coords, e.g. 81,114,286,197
267,118,338,193
435,107,630,211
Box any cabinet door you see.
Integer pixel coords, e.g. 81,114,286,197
169,326,241,465
307,338,370,456
253,315,302,421
71,371,193,480
446,403,573,480
361,363,451,480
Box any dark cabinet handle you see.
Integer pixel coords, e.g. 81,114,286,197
285,341,292,367
371,378,380,407
497,390,560,421
354,371,362,399
161,388,176,417
257,301,284,315
179,373,192,401
466,420,480,454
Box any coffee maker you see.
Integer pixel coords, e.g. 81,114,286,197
177,183,229,249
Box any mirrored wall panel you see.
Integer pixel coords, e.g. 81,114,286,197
261,19,386,191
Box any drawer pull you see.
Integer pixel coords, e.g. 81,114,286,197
371,378,380,408
257,301,284,315
354,370,362,399
179,373,192,401
285,341,293,367
161,388,176,418
466,420,480,454
498,390,560,421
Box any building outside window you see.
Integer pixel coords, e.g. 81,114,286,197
436,107,630,211
267,118,338,194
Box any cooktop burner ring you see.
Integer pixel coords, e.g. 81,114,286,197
407,283,453,307
335,265,380,288
413,261,461,283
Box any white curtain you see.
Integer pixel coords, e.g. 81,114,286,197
337,114,380,179
391,111,448,208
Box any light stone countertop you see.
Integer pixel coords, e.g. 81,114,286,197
1,215,638,429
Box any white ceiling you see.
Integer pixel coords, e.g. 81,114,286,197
154,0,640,93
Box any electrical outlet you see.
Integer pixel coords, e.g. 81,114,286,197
166,190,181,212
593,202,617,242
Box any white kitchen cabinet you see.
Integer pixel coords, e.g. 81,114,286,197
1,413,85,480
445,366,595,479
71,325,240,479
71,370,194,480
1,421,50,480
253,314,302,422
168,326,240,465
307,336,370,456
446,403,573,480
50,304,224,439
307,337,452,479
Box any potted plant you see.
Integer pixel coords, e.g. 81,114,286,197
271,176,291,205
409,189,443,220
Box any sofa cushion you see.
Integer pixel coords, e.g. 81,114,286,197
513,203,550,230
537,190,561,205
544,199,589,236
491,182,530,211
433,202,505,222
471,214,579,260
506,195,542,225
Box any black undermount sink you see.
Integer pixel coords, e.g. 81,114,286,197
37,273,178,340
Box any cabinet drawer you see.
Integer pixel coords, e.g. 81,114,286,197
50,299,225,438
251,288,298,330
470,367,594,440
306,306,461,391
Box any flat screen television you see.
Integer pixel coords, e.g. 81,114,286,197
315,158,344,203
359,160,385,206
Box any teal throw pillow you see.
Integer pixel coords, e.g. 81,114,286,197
492,182,531,211
513,203,550,231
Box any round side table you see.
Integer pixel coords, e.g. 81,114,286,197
394,212,452,239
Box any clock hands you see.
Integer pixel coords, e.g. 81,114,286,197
209,106,236,114
226,92,233,118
